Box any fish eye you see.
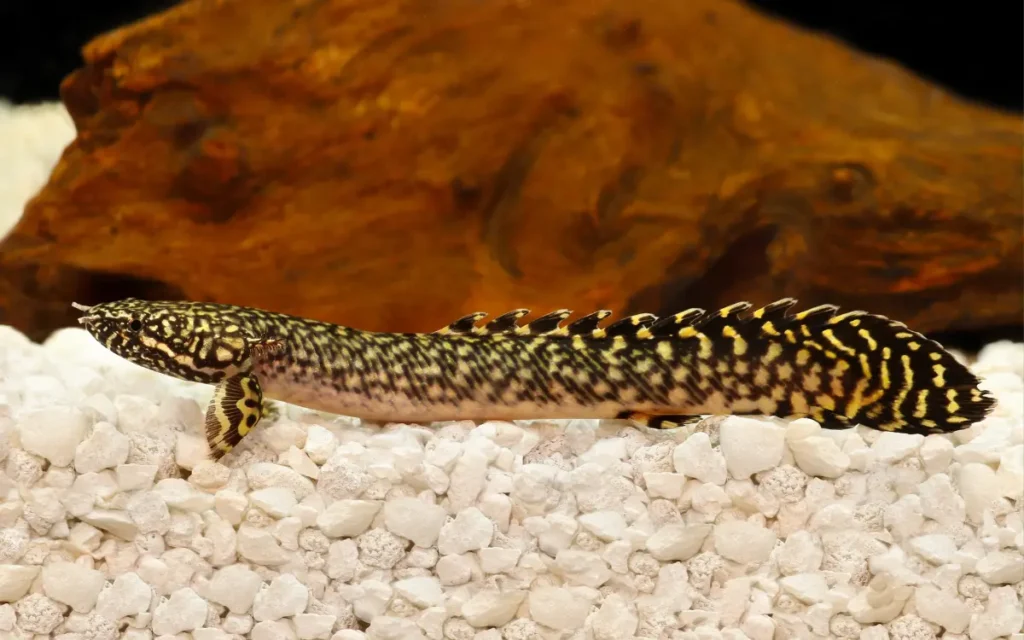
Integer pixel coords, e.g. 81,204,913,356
128,318,143,332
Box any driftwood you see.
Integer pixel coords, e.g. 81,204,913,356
1,0,1021,342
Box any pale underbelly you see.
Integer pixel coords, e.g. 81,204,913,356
253,365,771,423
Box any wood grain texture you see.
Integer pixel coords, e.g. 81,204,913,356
1,0,1021,341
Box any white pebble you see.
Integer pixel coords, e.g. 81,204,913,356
975,550,1024,585
215,490,249,525
250,487,299,519
555,549,611,588
317,500,381,538
448,450,488,511
779,573,829,604
590,594,638,640
237,524,292,565
913,585,970,634
673,433,727,485
789,436,850,478
742,614,776,640
95,572,152,620
435,554,474,586
152,587,208,635
393,576,444,608
81,508,138,540
436,508,493,555
968,586,1024,640
74,421,130,473
351,580,392,621
871,432,924,463
366,616,423,640
719,417,785,478
14,593,63,634
918,474,966,525
253,573,309,621
154,477,214,511
958,463,999,524
254,619,298,640
714,519,777,565
383,498,447,547
528,586,592,630
295,613,337,639
477,493,511,532
460,589,525,627
477,548,521,574
18,407,90,466
0,564,39,602
203,564,263,614
175,431,209,469
127,491,171,534
908,534,958,565
776,530,823,575
645,524,711,561
578,510,628,541
304,425,338,464
115,463,157,492
643,472,686,499
41,561,105,612
247,462,315,500
919,436,954,474
281,446,320,479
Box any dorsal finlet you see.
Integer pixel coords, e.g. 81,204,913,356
523,309,573,335
436,311,488,334
567,310,612,335
485,309,531,334
605,313,658,338
717,301,753,318
650,307,706,337
792,304,839,324
752,298,798,320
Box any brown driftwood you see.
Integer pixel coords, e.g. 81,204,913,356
2,0,1021,342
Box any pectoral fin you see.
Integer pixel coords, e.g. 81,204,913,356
204,372,264,459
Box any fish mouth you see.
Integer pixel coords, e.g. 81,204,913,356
71,302,96,328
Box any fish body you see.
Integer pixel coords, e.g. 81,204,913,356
72,298,996,459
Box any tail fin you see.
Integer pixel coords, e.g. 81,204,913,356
709,299,997,433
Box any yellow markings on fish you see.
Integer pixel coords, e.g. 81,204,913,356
946,388,960,414
821,329,857,357
857,329,877,351
914,389,929,419
760,321,780,336
656,341,673,360
763,343,784,364
721,325,748,356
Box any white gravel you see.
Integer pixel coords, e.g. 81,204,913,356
1,101,1023,639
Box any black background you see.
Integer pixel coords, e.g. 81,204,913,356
0,0,1021,111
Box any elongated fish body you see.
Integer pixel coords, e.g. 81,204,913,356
72,298,996,460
